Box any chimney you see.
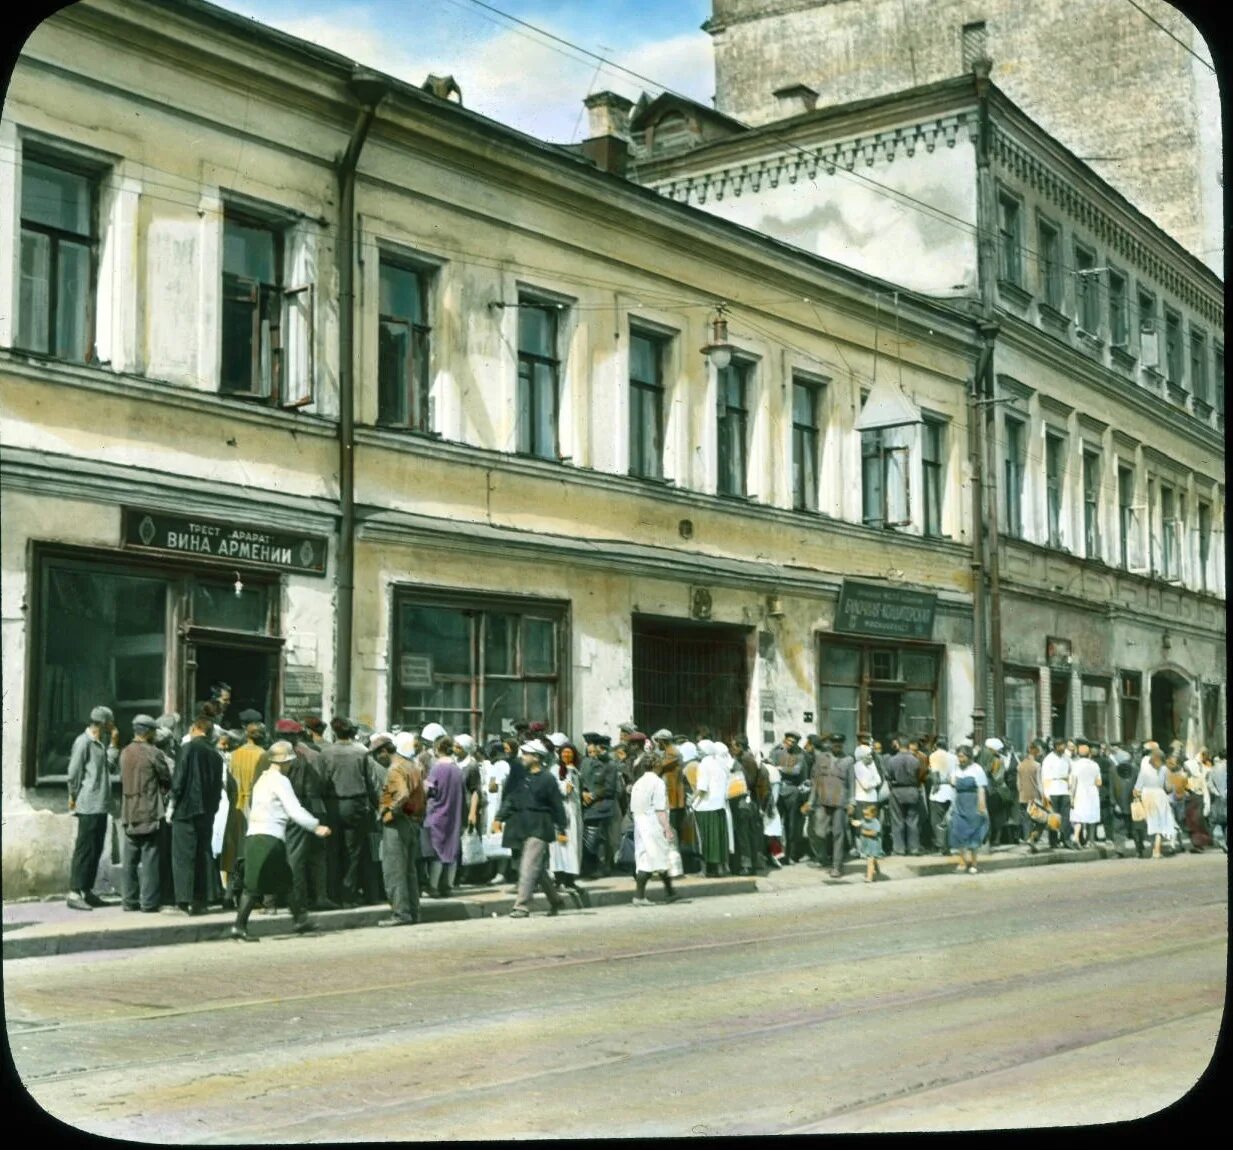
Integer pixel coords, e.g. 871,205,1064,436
772,83,819,118
582,91,634,176
584,91,633,140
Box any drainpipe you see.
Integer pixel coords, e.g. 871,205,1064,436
335,68,390,719
970,54,1003,745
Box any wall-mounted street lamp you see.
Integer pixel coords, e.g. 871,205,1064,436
701,303,734,370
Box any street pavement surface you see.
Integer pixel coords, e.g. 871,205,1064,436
5,853,1226,1140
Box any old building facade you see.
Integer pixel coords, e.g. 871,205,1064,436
703,0,1222,274
1,0,990,895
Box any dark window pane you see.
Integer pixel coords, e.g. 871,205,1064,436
379,261,424,324
192,581,268,633
518,304,555,356
400,605,471,675
820,644,861,683
901,651,936,685
18,229,50,353
902,690,935,739
221,280,256,392
484,614,516,676
55,239,91,362
223,220,276,283
629,332,659,385
1005,673,1037,752
819,684,858,750
524,680,553,723
534,360,556,458
523,617,556,674
22,160,91,233
378,320,409,424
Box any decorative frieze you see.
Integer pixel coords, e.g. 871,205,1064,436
652,113,973,209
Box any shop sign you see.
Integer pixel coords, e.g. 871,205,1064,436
834,580,936,640
284,669,324,715
399,654,434,689
123,508,328,575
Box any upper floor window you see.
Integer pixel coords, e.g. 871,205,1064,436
18,155,97,362
1160,484,1179,579
861,425,910,529
1137,286,1158,365
629,329,666,480
922,417,946,536
1190,328,1209,408
1107,268,1128,347
222,213,284,400
1215,343,1225,422
1118,464,1134,570
1198,501,1212,592
716,360,751,497
516,299,561,460
997,192,1023,287
1073,244,1099,336
1082,449,1101,560
1038,218,1063,310
1045,431,1065,548
378,258,432,430
791,376,823,511
1164,308,1184,386
1004,417,1025,538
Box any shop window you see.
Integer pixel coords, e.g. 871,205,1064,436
1004,669,1039,753
32,561,168,784
1050,670,1071,737
392,593,566,739
378,258,432,431
18,154,98,362
516,298,561,460
1004,417,1025,538
1037,217,1063,311
791,375,824,512
922,417,946,536
717,360,751,497
629,329,666,480
861,425,910,528
1119,671,1141,745
1081,676,1110,743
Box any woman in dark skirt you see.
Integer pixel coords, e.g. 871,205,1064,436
948,745,990,875
232,741,332,941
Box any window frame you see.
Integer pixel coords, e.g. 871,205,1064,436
1073,242,1100,337
628,327,667,480
996,188,1024,288
515,296,564,461
220,208,287,402
1117,464,1135,570
790,374,825,511
1119,670,1142,745
376,255,434,432
1107,266,1129,348
1004,417,1025,538
1082,448,1101,560
1160,483,1179,579
861,425,911,530
1189,326,1209,409
1163,307,1185,387
1045,431,1066,549
716,358,752,498
1037,215,1063,311
16,149,101,363
921,415,946,536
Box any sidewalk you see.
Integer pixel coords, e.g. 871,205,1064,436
1,839,1139,961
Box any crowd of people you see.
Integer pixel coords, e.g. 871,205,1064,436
62,686,1228,939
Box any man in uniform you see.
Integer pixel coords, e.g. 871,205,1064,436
579,732,619,878
770,731,809,864
803,733,853,878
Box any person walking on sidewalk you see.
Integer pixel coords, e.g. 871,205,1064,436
1068,740,1103,848
690,740,732,877
119,715,171,913
231,741,332,941
948,745,989,873
1015,741,1046,853
219,722,269,909
630,760,682,906
65,705,121,911
1041,738,1074,849
377,732,425,927
851,802,884,883
580,732,620,879
493,742,567,918
168,712,225,915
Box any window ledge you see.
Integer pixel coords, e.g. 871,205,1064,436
1139,366,1165,394
1109,344,1137,372
997,279,1033,311
1037,302,1072,334
1165,381,1189,407
1075,328,1104,354
1193,398,1213,422
376,424,442,441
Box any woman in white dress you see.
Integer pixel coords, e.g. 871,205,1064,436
1068,741,1103,847
629,763,680,906
762,758,784,867
547,737,583,889
481,739,512,883
1134,749,1176,859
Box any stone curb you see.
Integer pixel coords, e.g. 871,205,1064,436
2,877,758,960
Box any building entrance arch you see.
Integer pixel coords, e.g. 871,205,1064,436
1149,668,1192,750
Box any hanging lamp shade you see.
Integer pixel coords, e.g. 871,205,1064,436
853,377,923,432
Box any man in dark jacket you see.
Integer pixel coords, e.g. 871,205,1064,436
494,742,567,917
280,719,336,911
168,712,224,915
803,733,853,878
119,714,171,912
580,732,620,878
771,732,809,864
320,716,377,906
885,735,925,856
730,736,769,875
66,704,121,911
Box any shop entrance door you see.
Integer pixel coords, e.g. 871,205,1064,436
1150,670,1190,749
183,629,281,729
869,690,903,745
1050,671,1071,738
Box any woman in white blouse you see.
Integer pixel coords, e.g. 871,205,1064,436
1133,749,1176,860
231,741,331,941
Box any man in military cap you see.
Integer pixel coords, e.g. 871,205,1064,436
771,731,809,864
579,732,619,878
803,733,853,878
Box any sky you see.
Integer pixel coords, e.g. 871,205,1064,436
212,0,715,142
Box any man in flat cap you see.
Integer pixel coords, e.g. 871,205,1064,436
119,714,172,913
771,731,809,865
65,705,121,911
803,732,853,878
580,732,619,878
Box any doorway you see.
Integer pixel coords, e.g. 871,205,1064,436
870,690,903,744
191,643,278,729
1050,671,1070,737
1150,670,1191,749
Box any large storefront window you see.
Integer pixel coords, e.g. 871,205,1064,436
30,550,282,784
1004,669,1039,752
392,592,567,739
817,639,941,747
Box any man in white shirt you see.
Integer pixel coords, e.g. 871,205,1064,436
1040,737,1074,849
927,736,958,856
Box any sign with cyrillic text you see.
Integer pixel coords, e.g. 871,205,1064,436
122,508,328,575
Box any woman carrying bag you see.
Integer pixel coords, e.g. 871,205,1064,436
630,761,683,906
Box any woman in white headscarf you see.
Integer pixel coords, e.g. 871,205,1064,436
690,740,733,877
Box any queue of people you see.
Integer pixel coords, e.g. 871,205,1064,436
62,700,1228,935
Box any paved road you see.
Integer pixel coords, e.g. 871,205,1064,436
6,854,1225,1140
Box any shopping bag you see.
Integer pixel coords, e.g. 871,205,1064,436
666,846,684,878
460,829,486,867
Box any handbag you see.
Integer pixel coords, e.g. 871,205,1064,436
666,846,684,878
460,829,486,867
726,774,748,801
1130,798,1147,823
